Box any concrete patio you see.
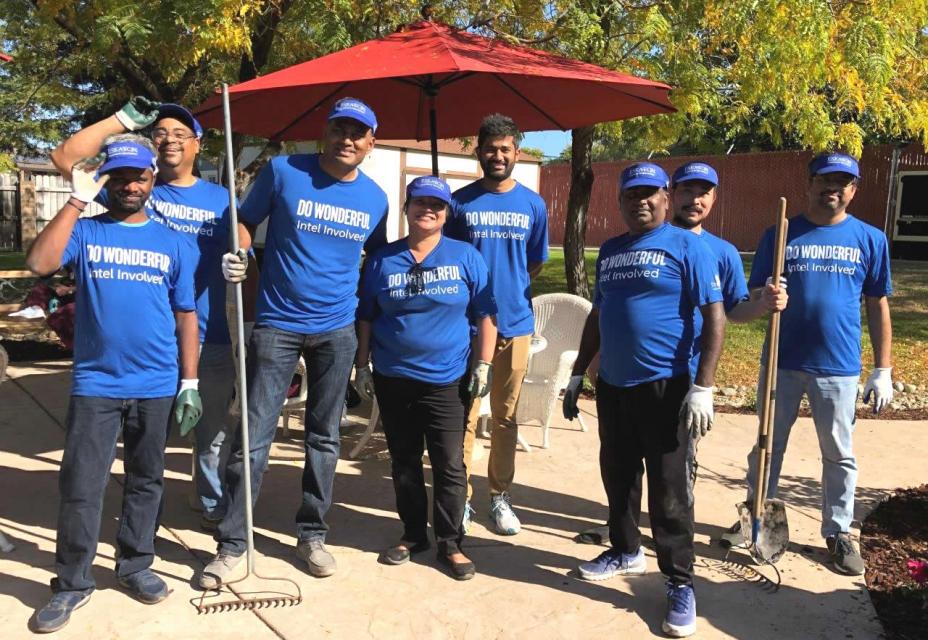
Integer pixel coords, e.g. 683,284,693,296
1,359,923,639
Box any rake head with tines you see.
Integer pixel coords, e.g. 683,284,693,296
195,568,302,614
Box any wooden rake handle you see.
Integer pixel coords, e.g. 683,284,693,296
753,198,788,520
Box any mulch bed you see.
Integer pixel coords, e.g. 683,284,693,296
860,485,928,640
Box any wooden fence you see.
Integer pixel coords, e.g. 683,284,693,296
540,144,928,252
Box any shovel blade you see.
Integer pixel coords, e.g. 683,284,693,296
736,500,789,564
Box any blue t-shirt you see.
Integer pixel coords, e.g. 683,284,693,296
690,229,749,379
593,223,723,387
749,214,892,376
446,182,548,338
62,215,196,398
239,154,389,334
357,236,497,384
99,179,232,345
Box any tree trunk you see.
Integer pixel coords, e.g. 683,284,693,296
564,125,594,298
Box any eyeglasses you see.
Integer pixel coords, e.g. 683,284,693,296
405,263,434,297
151,128,196,143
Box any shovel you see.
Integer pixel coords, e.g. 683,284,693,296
735,198,790,564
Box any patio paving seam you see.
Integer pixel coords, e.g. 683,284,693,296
6,373,296,640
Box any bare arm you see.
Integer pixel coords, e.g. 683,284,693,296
355,320,372,368
727,281,788,324
25,201,85,276
50,116,126,180
175,310,200,380
570,309,601,377
865,296,892,368
528,261,544,281
694,301,725,387
475,315,497,362
237,222,257,252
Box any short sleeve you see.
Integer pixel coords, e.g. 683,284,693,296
747,227,775,289
863,231,892,298
467,249,497,320
238,160,277,227
526,197,549,263
720,247,749,312
356,257,381,321
61,221,84,268
443,199,468,242
684,240,723,308
169,238,197,312
363,204,389,254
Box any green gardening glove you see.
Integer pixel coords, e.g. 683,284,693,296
115,96,161,131
175,379,203,436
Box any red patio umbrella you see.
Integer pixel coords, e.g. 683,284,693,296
195,20,674,173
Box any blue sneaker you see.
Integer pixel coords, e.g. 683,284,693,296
578,547,647,581
33,588,92,633
662,583,696,637
117,569,169,604
462,502,476,534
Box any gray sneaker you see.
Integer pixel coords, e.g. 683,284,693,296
198,552,244,589
827,533,865,575
489,492,521,535
297,539,337,577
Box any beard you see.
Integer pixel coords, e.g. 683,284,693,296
480,158,514,182
673,211,700,228
109,192,147,215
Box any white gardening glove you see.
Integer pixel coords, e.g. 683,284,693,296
680,384,714,442
222,249,248,283
354,364,374,401
70,154,109,203
468,361,493,398
114,96,161,131
863,367,893,414
563,374,583,421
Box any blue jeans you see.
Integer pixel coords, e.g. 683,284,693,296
746,368,859,537
56,395,174,591
216,323,356,555
192,343,235,517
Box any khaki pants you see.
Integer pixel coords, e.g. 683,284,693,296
463,334,531,500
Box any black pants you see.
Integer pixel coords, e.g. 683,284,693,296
597,375,694,585
373,372,469,555
56,395,174,591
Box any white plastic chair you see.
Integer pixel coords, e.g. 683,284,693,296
280,356,308,439
515,293,592,448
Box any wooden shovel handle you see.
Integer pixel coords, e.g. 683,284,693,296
753,198,788,520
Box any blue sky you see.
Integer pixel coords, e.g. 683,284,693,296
522,130,571,159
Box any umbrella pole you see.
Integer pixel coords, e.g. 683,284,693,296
428,92,439,176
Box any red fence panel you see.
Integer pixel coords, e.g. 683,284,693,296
541,144,928,251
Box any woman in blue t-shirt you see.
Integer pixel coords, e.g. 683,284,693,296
355,176,497,580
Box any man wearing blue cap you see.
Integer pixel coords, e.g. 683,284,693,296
724,152,893,575
562,163,725,637
206,97,388,585
445,113,548,536
27,135,200,632
51,98,246,533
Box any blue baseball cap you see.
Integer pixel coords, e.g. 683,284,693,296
406,175,451,204
809,153,859,178
620,163,670,190
672,162,719,187
156,103,203,138
98,140,158,175
328,97,378,133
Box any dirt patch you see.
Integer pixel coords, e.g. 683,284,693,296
860,485,928,640
715,404,928,421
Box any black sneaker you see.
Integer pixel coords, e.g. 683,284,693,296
827,533,864,575
33,587,92,633
117,569,170,604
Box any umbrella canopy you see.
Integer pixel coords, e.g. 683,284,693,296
196,21,673,142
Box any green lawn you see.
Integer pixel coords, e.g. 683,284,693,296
533,249,927,387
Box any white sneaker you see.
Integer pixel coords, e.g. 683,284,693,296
489,492,521,535
720,521,748,549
